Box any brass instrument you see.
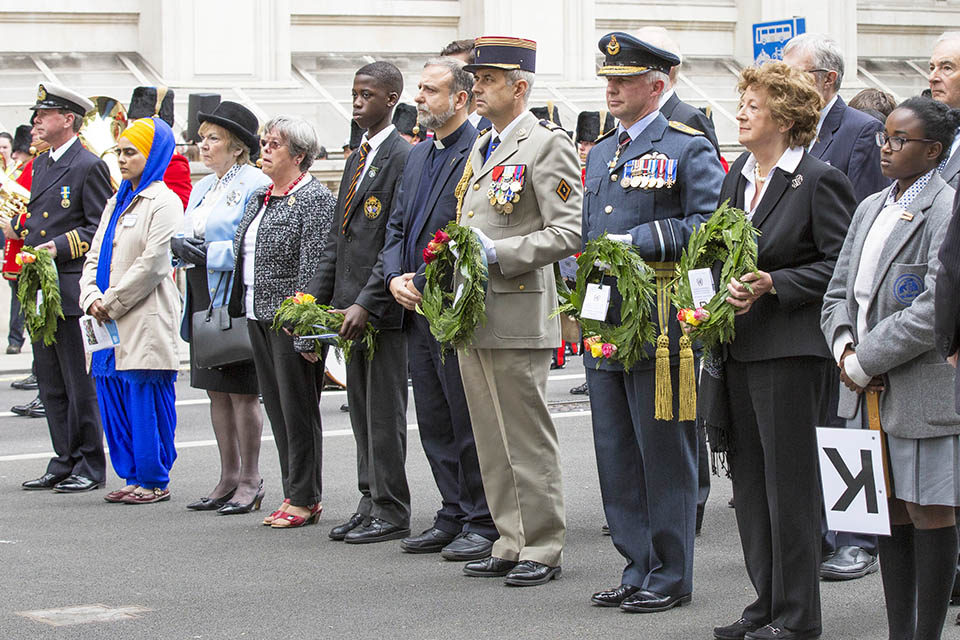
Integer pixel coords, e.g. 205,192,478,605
0,170,29,220
80,96,128,189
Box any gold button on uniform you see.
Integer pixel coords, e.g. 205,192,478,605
40,230,46,237
26,213,31,219
473,184,480,191
611,174,618,182
20,229,27,237
467,211,474,218
604,205,613,214
43,212,48,218
518,284,525,290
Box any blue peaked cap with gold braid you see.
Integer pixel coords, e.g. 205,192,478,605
597,32,680,77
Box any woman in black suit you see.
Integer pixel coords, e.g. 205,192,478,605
707,62,856,640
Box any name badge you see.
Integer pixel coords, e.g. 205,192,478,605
581,283,611,321
122,215,137,227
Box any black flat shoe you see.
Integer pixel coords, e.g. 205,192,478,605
714,617,761,640
440,532,494,561
217,483,265,515
400,526,457,553
745,624,820,640
463,556,518,577
591,584,641,607
329,513,365,540
22,472,68,490
186,487,236,511
11,395,42,417
344,518,410,544
819,545,878,581
52,475,101,493
504,560,561,586
620,589,691,613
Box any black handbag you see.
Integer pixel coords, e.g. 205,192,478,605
192,272,253,369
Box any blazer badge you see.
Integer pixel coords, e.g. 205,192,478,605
487,164,525,214
226,190,242,206
364,195,382,219
60,186,70,208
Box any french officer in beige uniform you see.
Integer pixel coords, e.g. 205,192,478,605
457,36,582,586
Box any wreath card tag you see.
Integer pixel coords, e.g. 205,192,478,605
687,268,716,309
581,283,611,321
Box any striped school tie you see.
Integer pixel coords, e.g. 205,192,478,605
341,141,371,233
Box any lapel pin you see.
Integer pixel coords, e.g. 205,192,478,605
900,211,914,221
791,174,803,189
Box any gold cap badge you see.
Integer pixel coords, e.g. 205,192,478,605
37,85,47,101
607,35,620,56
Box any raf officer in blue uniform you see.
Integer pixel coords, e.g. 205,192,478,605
8,84,113,493
583,33,724,613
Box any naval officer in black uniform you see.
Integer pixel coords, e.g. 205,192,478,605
7,83,113,493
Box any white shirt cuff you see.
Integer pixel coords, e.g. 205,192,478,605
832,330,855,364
845,353,872,388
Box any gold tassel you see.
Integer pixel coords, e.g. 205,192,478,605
678,334,696,421
454,150,474,224
654,334,673,421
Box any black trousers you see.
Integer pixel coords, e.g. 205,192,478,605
407,314,496,539
345,327,410,527
35,315,105,482
248,320,324,506
8,279,23,348
726,356,826,634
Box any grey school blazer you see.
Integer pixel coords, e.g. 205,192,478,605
821,173,960,439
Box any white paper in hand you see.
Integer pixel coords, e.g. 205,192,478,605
687,268,716,308
36,290,43,315
79,315,121,353
581,283,611,321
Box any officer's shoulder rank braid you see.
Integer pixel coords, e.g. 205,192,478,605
538,120,564,132
668,121,704,136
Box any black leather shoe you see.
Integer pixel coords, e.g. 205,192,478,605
339,403,349,412
52,475,101,493
620,589,691,613
186,488,236,511
441,532,494,561
602,523,610,535
6,344,21,354
570,381,589,395
22,472,68,490
11,373,38,390
27,400,46,418
714,617,761,640
952,573,960,606
819,545,879,580
463,556,518,577
400,527,457,553
329,513,365,540
504,560,561,586
11,395,42,417
344,517,410,544
591,584,641,607
744,624,820,640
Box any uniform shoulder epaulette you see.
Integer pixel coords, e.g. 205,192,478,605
668,121,704,136
539,119,564,132
478,127,491,136
595,128,616,143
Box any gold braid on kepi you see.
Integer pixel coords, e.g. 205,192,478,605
454,151,474,224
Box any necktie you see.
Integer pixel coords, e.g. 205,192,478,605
609,131,631,172
485,136,500,162
341,142,371,233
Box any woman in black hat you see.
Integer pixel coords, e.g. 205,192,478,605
172,101,271,515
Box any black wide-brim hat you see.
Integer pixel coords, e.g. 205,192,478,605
197,101,259,155
597,32,680,77
464,36,537,74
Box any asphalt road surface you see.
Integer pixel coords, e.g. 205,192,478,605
0,357,904,639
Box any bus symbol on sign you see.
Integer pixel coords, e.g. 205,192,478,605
753,17,806,64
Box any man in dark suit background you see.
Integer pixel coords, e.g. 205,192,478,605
378,56,498,561
441,38,492,132
929,32,960,188
781,33,890,582
306,61,413,544
7,83,113,493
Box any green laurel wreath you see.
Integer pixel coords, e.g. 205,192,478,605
555,235,657,371
272,293,377,362
16,246,64,346
669,200,760,349
417,221,488,351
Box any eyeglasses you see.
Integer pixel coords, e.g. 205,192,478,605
259,138,285,151
875,131,937,152
804,68,832,75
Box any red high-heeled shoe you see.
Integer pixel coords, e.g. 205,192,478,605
262,498,291,526
271,503,322,529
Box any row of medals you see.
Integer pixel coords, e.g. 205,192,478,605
619,152,678,190
488,178,523,214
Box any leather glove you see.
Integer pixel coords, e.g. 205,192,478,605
171,236,207,266
470,228,498,265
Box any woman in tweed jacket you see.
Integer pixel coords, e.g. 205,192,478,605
228,116,335,528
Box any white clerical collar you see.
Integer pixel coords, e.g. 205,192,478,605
360,124,395,151
50,135,78,162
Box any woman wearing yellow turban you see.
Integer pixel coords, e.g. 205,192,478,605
79,117,184,504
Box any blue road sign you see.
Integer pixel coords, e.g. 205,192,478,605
753,17,806,63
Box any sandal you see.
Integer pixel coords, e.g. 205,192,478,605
263,498,291,526
104,485,139,503
271,503,322,529
122,487,171,504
